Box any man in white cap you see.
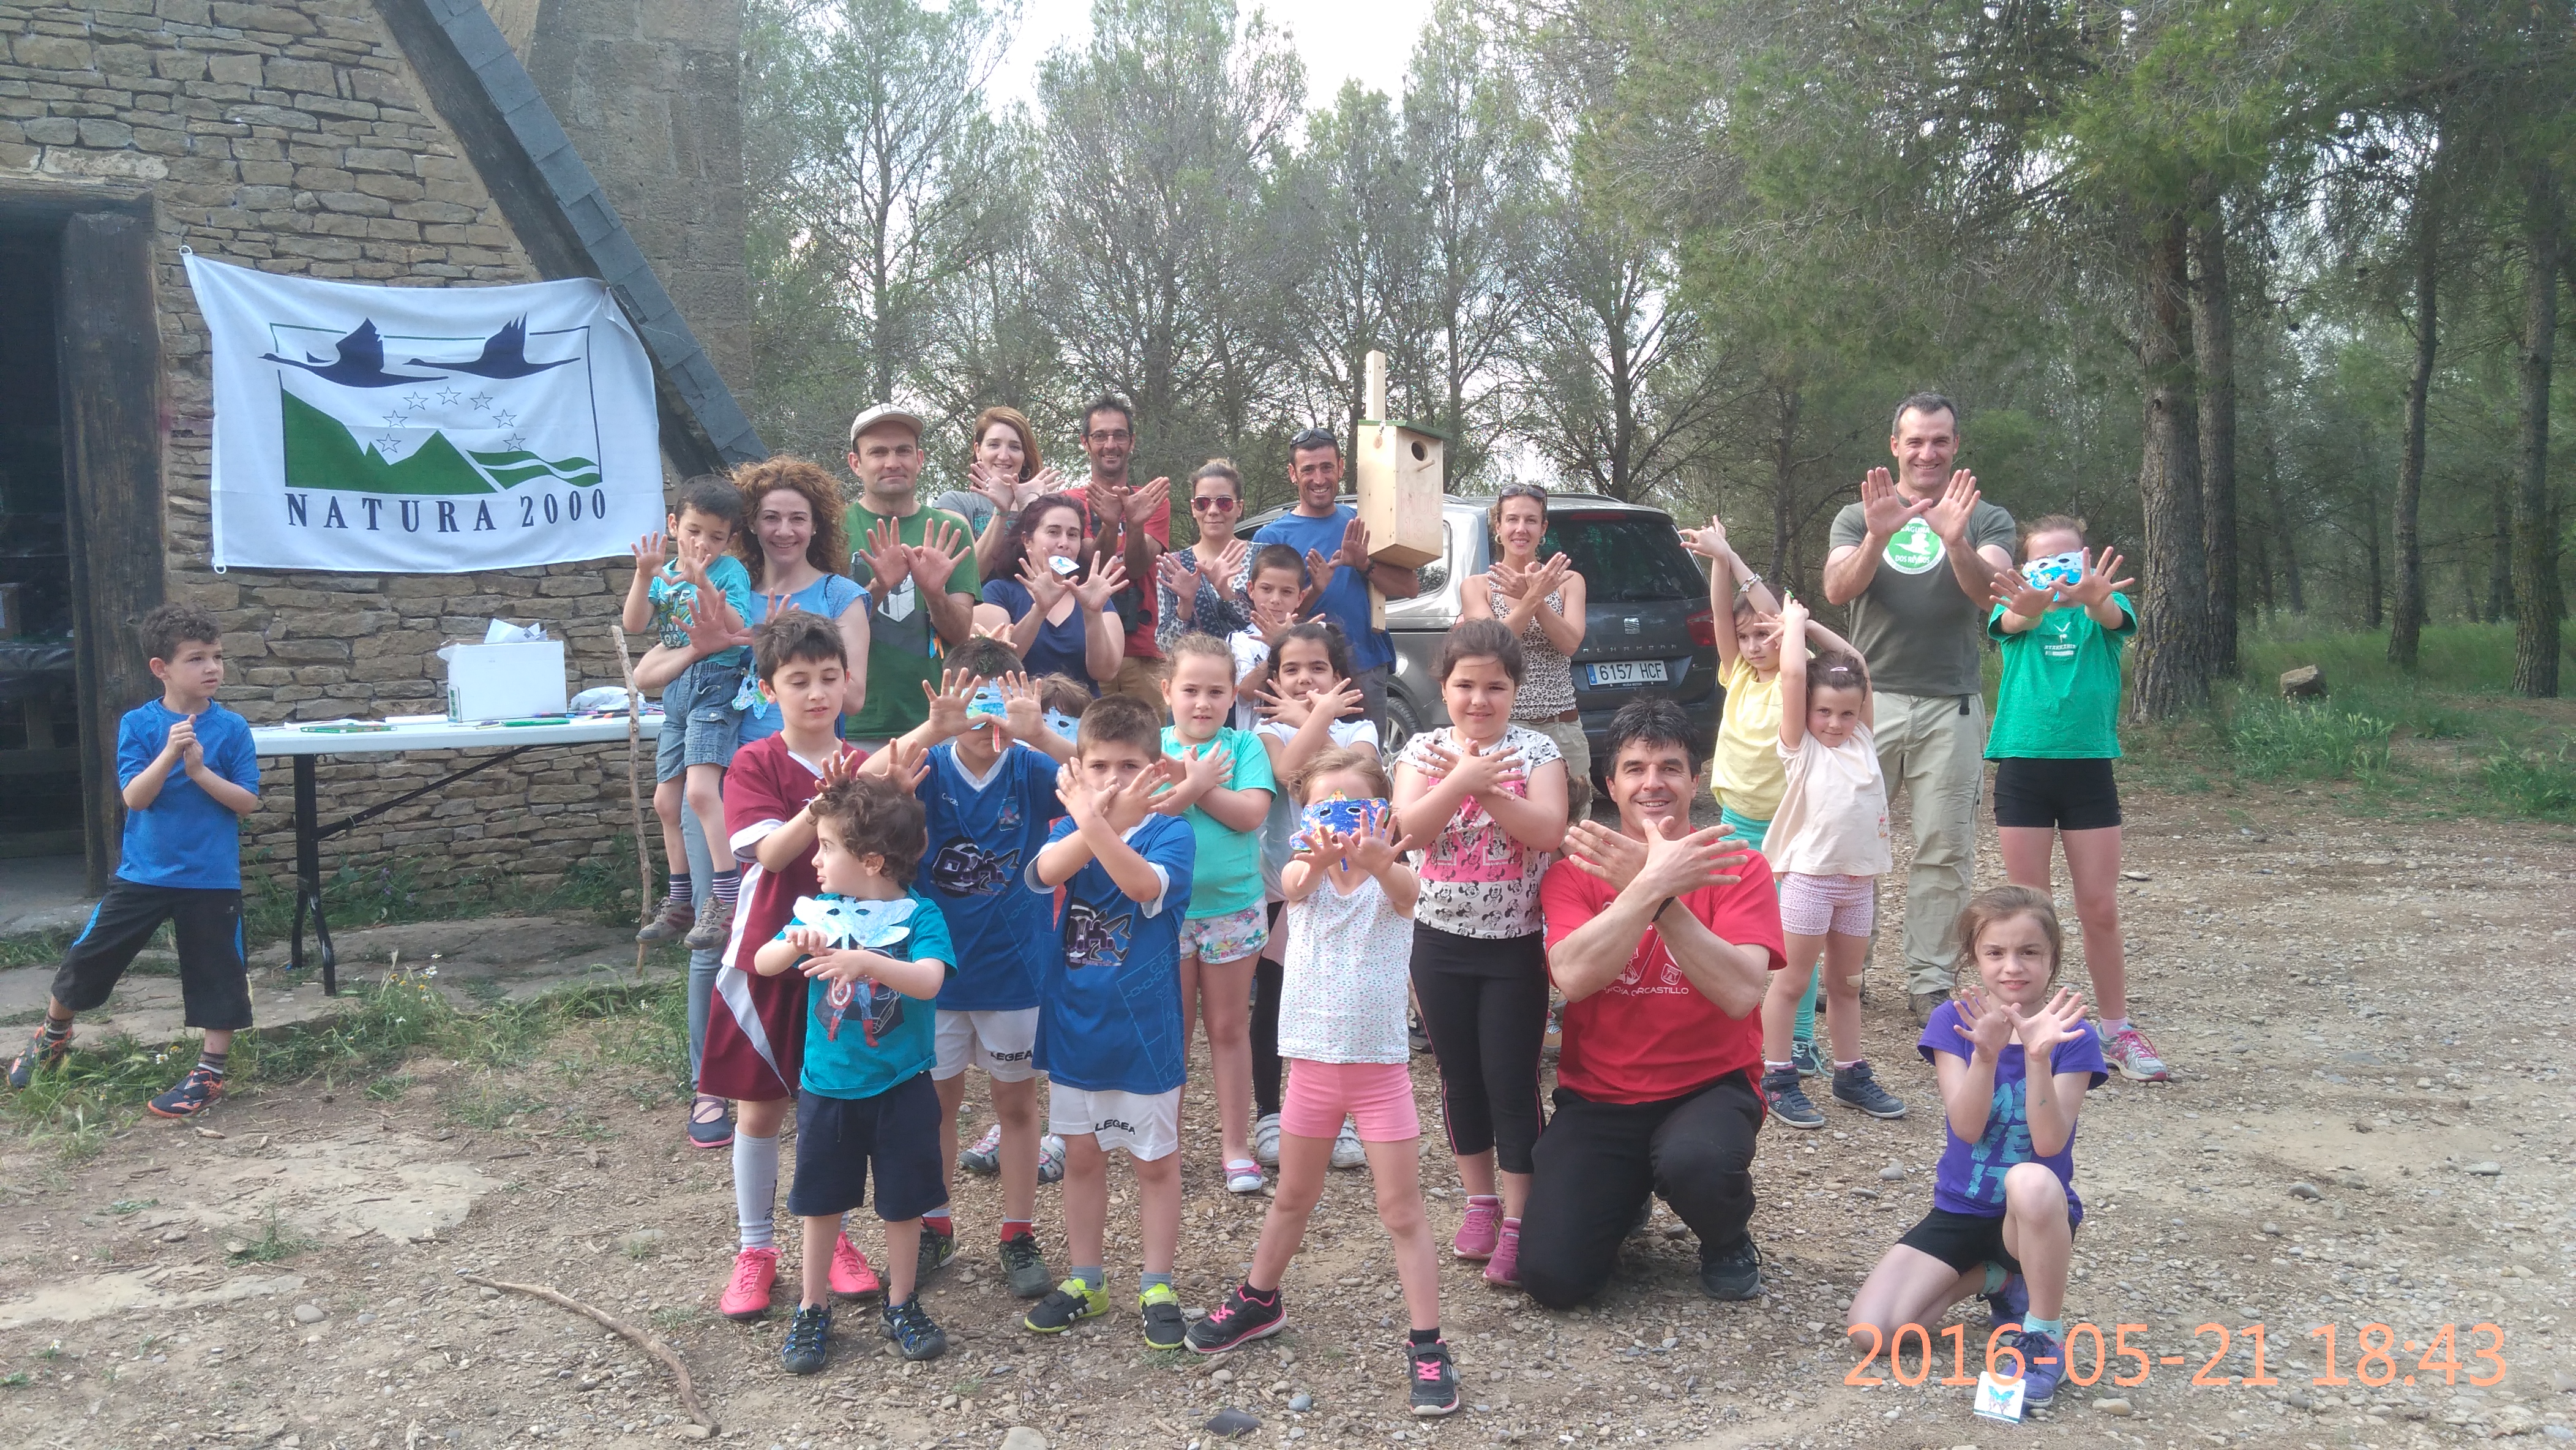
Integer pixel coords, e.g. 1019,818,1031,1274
842,401,978,749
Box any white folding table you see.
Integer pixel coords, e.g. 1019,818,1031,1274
250,714,661,994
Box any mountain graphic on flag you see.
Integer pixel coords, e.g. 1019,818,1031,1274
269,315,604,497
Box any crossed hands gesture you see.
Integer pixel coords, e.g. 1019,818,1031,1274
1088,476,1170,530
1951,985,2090,1061
781,926,878,986
1151,740,1232,814
1057,757,1177,833
1563,814,1750,896
1491,552,1572,603
1415,736,1524,799
1254,675,1359,731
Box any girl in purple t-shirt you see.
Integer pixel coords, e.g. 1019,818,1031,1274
1845,885,2105,1411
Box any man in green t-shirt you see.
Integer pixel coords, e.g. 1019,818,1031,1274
842,402,978,748
1821,393,2016,1023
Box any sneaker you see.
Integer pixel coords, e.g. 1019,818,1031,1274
829,1233,881,1301
1186,1281,1286,1353
6,1023,71,1091
1830,1061,1908,1119
1983,1268,2028,1327
1407,1339,1462,1416
1908,991,1944,1026
1140,1282,1188,1350
1224,1158,1265,1195
1698,1235,1763,1300
2013,1328,2065,1408
1451,1195,1502,1261
1252,1112,1282,1168
1022,1277,1109,1334
146,1065,224,1118
682,896,733,951
1000,1230,1053,1299
1789,1037,1821,1078
1761,1066,1824,1130
1407,1011,1430,1055
916,1220,957,1280
959,1121,1003,1174
635,900,695,944
779,1304,831,1375
686,1094,733,1150
881,1296,948,1361
2103,1025,2174,1083
1481,1219,1521,1289
1330,1119,1366,1170
719,1246,780,1320
1037,1133,1067,1185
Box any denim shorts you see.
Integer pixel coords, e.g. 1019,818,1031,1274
654,656,745,783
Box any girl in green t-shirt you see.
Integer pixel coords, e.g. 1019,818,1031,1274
1983,517,2171,1086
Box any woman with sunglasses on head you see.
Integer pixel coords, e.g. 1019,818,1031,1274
1460,483,1592,821
1155,460,1255,652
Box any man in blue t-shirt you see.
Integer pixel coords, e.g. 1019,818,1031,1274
9,604,260,1119
1247,427,1422,732
1018,694,1197,1348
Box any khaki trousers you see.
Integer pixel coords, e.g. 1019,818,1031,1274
1870,690,1986,997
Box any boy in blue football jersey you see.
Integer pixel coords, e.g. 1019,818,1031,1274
9,604,260,1117
752,772,956,1374
1019,693,1197,1349
876,637,1074,1298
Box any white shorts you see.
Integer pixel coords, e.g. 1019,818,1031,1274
933,1008,1040,1083
1048,1083,1182,1161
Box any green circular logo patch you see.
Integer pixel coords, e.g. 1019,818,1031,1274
1882,517,1945,575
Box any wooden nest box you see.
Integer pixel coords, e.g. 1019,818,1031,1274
1353,351,1444,570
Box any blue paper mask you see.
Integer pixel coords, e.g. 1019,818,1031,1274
1290,794,1389,858
1043,708,1082,743
2020,550,2084,592
966,683,1008,728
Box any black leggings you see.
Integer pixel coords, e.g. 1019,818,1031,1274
1252,909,1284,1118
1409,923,1551,1175
1518,1073,1764,1309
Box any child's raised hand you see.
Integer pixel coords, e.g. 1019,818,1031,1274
1106,757,1177,829
1287,824,1341,874
1995,566,2056,619
1306,676,1361,724
1254,602,1298,647
997,671,1044,742
782,924,831,955
817,743,860,791
920,666,981,737
1779,592,1810,634
630,532,670,571
1054,761,1097,823
1431,738,1522,798
1951,986,2015,1059
1174,742,1228,799
1252,682,1304,726
1676,516,1731,560
173,714,206,770
2062,546,2136,607
2006,987,2091,1058
160,713,199,765
801,949,876,986
1346,814,1417,876
861,738,930,791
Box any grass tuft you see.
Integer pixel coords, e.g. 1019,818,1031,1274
227,1203,314,1264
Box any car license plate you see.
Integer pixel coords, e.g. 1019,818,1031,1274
1587,659,1669,688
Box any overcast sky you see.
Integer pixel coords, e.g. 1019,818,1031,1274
986,0,1440,120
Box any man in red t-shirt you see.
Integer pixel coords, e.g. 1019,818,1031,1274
1524,699,1784,1309
1071,395,1170,713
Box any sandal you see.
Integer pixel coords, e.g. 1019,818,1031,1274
687,1094,734,1150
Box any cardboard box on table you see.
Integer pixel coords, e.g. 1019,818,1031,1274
444,640,569,722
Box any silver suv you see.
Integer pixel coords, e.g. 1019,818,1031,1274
1240,494,1719,773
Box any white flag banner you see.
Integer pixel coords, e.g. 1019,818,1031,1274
187,255,664,573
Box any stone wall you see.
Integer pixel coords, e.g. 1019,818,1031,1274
0,1,682,904
517,0,750,397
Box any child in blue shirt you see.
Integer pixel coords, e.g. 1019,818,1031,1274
9,604,260,1118
752,772,956,1374
1020,693,1197,1349
875,637,1075,1298
623,474,755,951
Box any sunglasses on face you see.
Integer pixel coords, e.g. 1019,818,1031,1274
1191,496,1238,513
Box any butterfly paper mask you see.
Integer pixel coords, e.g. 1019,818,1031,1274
793,895,918,1045
2020,550,2085,592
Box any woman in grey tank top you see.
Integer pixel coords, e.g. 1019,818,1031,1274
1459,483,1592,819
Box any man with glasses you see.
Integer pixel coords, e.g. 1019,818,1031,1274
842,402,978,751
1247,427,1420,731
1071,396,1170,712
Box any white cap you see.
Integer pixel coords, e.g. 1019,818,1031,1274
848,401,926,446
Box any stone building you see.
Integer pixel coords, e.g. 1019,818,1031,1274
0,0,764,907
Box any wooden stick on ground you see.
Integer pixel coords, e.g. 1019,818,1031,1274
455,1271,717,1435
609,623,653,979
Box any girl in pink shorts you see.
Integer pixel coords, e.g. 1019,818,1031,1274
1759,596,1905,1129
1183,747,1463,1417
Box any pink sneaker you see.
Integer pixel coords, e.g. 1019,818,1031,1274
1483,1219,1522,1288
1452,1195,1502,1261
717,1246,778,1320
830,1232,881,1300
2103,1026,2173,1083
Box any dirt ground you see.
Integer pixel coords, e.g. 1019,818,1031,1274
0,775,2569,1450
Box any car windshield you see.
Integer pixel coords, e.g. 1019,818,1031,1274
1540,513,1702,602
